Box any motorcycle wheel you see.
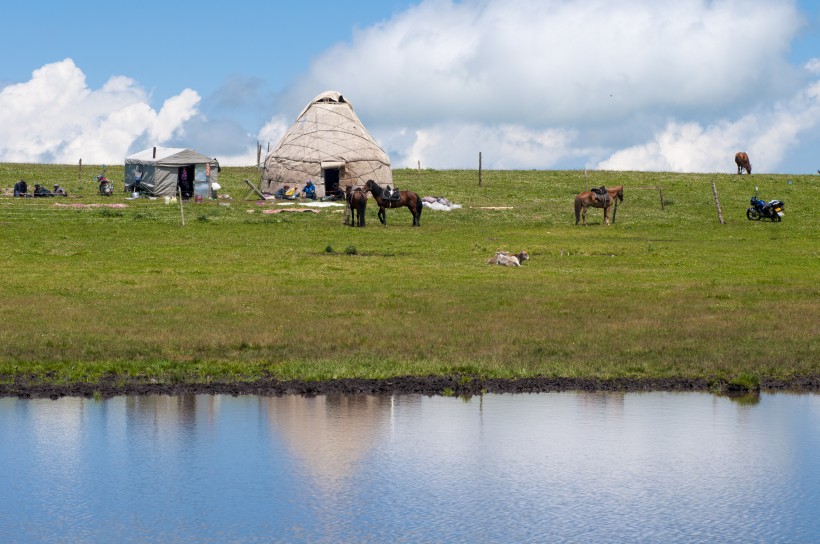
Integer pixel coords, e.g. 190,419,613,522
746,208,760,221
771,213,781,222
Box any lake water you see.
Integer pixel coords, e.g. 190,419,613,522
1,392,818,543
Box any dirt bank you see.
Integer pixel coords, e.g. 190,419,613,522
2,375,819,399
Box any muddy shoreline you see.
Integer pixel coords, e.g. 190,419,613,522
2,375,819,399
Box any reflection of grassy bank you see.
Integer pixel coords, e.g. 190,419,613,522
0,164,818,390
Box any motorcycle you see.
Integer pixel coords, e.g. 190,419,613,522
747,188,784,222
97,168,113,196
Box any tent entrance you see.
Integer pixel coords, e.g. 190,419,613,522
178,165,194,198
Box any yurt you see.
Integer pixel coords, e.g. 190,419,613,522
124,147,220,198
261,91,392,198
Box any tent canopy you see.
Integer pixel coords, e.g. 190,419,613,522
261,91,392,197
124,147,219,197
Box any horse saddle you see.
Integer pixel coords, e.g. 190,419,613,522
383,186,401,201
592,186,610,204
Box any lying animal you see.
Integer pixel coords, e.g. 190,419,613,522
487,250,529,267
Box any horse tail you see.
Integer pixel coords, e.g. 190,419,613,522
574,196,582,224
358,194,366,216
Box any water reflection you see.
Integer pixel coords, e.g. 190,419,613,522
0,392,817,543
261,395,394,493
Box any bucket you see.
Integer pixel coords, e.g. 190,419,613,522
131,192,139,198
164,196,170,204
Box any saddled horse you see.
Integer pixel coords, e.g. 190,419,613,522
364,179,423,226
735,151,752,174
345,185,367,227
574,185,624,226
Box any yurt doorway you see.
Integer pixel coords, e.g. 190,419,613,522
322,167,341,197
178,165,194,198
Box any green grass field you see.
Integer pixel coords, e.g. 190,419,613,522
1,163,818,390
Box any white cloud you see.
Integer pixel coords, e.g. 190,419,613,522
287,0,802,124
805,58,820,74
385,123,587,169
598,81,820,172
4,1,820,173
0,59,200,164
272,0,816,172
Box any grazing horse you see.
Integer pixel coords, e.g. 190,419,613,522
574,185,624,226
735,152,752,174
364,179,423,226
345,186,367,227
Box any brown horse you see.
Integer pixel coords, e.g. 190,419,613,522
735,152,752,174
574,185,624,226
364,179,423,226
345,186,367,227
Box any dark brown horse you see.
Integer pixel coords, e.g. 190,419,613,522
364,179,422,226
345,185,367,227
574,185,624,226
735,152,752,174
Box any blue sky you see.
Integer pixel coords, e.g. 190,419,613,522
2,0,819,173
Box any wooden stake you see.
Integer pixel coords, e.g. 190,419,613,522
711,180,724,224
658,187,665,210
178,186,185,226
78,159,82,180
479,152,483,187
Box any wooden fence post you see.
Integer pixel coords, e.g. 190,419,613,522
712,180,725,224
478,152,482,187
178,186,186,226
658,187,665,210
78,159,82,180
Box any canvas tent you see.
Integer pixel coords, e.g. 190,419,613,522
124,147,220,197
261,91,392,198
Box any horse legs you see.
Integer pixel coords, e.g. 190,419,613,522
412,195,422,226
581,205,587,226
378,207,386,225
603,205,610,225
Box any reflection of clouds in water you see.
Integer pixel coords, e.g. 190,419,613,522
262,395,393,493
365,393,814,541
3,392,818,541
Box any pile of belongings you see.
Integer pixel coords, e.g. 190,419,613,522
422,196,461,211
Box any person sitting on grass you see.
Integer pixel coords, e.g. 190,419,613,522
33,183,53,197
302,180,317,200
53,184,67,196
13,179,28,197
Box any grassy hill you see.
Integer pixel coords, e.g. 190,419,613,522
1,163,817,394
